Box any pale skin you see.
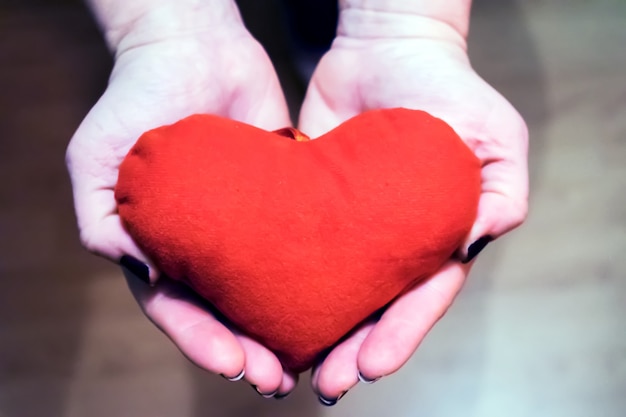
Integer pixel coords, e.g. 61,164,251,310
67,0,528,403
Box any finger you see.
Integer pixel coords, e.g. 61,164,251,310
313,322,375,403
123,270,246,379
277,369,299,398
460,103,529,261
356,261,469,380
234,333,285,397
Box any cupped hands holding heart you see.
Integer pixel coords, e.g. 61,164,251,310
67,0,528,403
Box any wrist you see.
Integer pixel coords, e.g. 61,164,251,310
86,0,245,54
337,0,471,47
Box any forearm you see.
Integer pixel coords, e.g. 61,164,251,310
337,0,472,45
85,0,243,53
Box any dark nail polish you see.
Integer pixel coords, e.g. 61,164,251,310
463,235,493,264
318,396,337,407
120,255,150,284
274,391,291,400
357,371,380,384
318,391,347,407
251,385,277,398
220,369,245,382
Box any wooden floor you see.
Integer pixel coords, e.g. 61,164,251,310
1,1,624,416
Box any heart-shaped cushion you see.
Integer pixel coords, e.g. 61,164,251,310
115,108,481,372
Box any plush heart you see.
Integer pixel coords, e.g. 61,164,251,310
115,108,481,372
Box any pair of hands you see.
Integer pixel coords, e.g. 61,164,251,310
66,2,528,402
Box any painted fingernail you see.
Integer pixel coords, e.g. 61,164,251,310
120,255,150,284
357,371,380,384
274,391,291,400
318,391,347,407
220,369,245,382
251,385,277,398
462,235,493,264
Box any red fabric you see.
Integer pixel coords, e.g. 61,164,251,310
115,108,481,372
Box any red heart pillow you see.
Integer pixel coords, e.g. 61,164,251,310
115,108,480,372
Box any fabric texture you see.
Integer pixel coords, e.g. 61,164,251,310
115,108,481,372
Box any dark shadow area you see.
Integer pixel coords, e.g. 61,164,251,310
235,0,306,123
235,0,338,124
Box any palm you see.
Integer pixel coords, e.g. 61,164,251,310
302,38,523,140
300,38,528,400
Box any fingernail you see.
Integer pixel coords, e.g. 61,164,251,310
318,391,347,407
220,369,245,382
120,255,150,284
274,391,291,400
357,371,380,384
251,385,277,398
462,235,493,264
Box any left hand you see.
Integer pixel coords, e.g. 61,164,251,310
299,13,528,402
67,0,297,396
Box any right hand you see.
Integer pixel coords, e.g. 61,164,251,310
66,1,296,396
298,1,528,401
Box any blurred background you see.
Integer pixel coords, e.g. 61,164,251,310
1,0,624,416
